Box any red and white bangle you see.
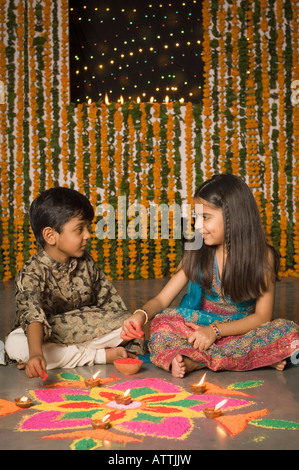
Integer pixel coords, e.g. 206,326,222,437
210,323,222,340
133,309,149,325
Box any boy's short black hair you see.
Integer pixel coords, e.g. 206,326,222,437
29,187,94,247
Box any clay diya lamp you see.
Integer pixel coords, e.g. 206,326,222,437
91,414,111,430
115,389,132,405
15,396,32,408
113,358,143,375
190,372,207,394
203,399,228,419
84,370,102,388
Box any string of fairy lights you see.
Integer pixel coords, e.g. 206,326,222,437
69,0,203,103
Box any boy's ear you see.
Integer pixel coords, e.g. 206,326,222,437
42,227,57,246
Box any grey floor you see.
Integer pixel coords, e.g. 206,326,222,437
0,277,298,451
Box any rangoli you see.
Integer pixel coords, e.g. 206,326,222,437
0,372,297,450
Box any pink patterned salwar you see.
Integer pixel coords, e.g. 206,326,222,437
148,261,299,372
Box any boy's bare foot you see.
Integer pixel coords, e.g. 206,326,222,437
171,354,204,378
17,363,25,370
270,360,287,371
105,346,137,364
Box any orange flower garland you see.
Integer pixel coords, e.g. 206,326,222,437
43,0,53,189
14,1,25,273
114,104,124,279
217,0,227,172
139,103,149,278
100,103,112,279
260,0,273,239
245,2,261,212
152,103,163,278
230,2,240,175
166,103,177,275
28,1,40,257
202,0,213,179
291,0,299,275
276,0,288,272
88,102,98,262
0,0,11,280
75,104,84,192
184,102,194,241
60,0,69,185
127,109,137,279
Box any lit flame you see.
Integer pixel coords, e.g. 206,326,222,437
179,98,185,103
92,370,101,380
150,96,154,103
120,95,124,104
87,98,92,105
214,398,228,411
137,96,140,103
102,413,110,423
196,372,207,386
123,389,131,398
165,95,169,103
20,396,29,402
105,93,110,105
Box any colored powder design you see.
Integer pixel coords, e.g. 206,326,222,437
13,374,299,450
0,398,21,418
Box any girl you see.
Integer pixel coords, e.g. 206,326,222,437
121,174,299,377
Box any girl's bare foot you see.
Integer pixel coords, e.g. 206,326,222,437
270,360,287,371
105,347,137,363
171,354,204,378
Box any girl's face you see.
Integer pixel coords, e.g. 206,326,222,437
194,198,225,249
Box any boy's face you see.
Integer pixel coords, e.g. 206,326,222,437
45,216,91,263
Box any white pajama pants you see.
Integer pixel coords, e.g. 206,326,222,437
5,327,123,369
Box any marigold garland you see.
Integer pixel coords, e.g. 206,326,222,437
217,0,227,172
14,1,25,273
114,103,124,279
202,0,213,179
139,103,150,279
100,103,112,279
276,0,287,272
230,2,240,176
291,0,299,275
245,2,261,211
166,103,177,275
88,102,98,262
43,0,53,188
0,0,10,280
127,109,138,279
152,103,163,278
260,0,273,240
60,0,69,185
28,1,39,257
75,104,84,193
184,102,194,242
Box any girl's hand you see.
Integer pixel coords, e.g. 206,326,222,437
185,322,217,351
25,354,47,379
121,311,146,340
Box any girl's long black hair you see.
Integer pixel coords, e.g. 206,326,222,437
182,174,280,302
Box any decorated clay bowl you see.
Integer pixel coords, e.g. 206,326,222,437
113,358,143,375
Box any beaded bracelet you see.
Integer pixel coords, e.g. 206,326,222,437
210,323,222,340
133,309,149,325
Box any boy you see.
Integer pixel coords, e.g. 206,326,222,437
5,187,144,378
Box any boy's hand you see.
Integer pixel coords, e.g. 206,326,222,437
121,311,145,340
25,354,47,379
185,322,217,351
